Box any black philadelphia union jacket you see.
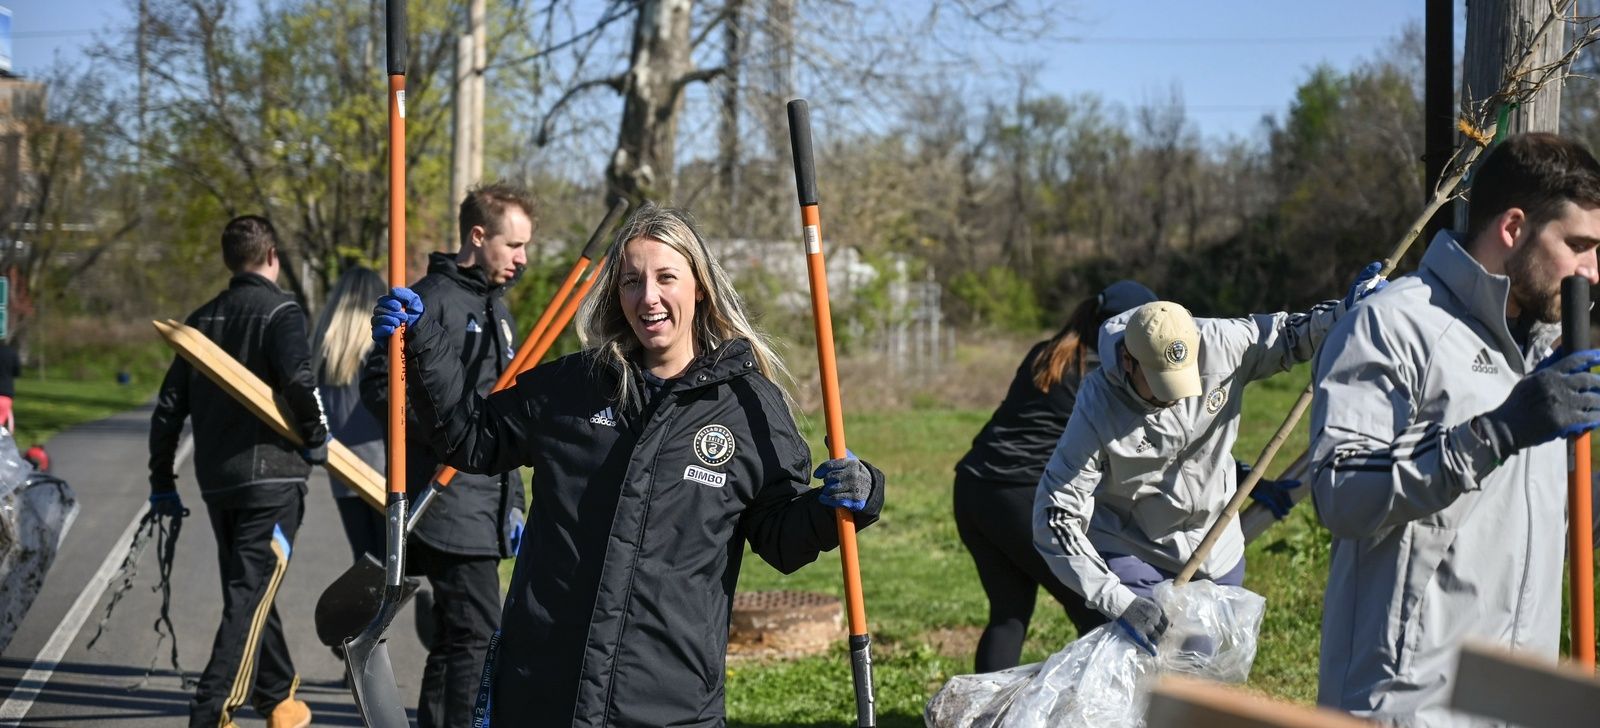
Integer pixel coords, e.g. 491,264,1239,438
402,310,881,727
362,252,526,557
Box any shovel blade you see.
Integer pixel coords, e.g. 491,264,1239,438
343,634,409,728
315,553,418,646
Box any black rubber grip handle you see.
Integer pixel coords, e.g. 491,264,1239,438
787,99,818,207
1564,275,1590,351
386,0,407,76
583,199,629,260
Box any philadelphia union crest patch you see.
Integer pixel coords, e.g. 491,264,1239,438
1205,386,1228,414
694,424,736,467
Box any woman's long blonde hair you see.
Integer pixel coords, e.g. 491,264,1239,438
313,266,387,387
577,203,792,410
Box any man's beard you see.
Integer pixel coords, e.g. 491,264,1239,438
1505,242,1561,323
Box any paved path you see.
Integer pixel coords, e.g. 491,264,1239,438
0,404,428,726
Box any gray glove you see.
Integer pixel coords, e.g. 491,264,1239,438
1470,349,1600,460
1115,596,1168,656
813,452,884,519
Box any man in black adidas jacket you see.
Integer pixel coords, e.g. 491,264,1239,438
149,215,326,728
360,182,531,728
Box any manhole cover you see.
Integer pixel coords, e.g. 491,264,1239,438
727,590,841,660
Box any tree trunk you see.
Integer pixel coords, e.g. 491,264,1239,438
719,0,745,216
607,0,696,205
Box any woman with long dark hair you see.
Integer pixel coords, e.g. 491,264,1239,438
953,280,1157,672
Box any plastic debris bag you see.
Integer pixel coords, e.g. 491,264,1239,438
925,580,1266,728
0,431,78,654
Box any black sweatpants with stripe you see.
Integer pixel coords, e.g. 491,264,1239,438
190,491,303,728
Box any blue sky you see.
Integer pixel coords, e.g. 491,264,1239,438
3,0,1450,140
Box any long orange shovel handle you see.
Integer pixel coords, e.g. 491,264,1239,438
788,99,875,728
1563,275,1595,668
515,198,629,374
342,4,414,727
414,199,627,521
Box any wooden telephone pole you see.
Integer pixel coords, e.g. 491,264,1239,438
451,0,487,215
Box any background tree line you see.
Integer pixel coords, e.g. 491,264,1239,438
6,1,1600,377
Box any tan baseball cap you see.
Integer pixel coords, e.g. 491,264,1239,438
1123,301,1202,402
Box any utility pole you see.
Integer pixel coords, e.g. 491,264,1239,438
1423,0,1452,243
1457,0,1569,228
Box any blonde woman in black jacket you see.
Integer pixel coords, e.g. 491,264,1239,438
373,203,885,727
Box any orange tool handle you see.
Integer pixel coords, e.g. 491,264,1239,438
430,199,627,490
386,72,406,497
789,98,875,728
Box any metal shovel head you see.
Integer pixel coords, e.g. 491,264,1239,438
343,630,409,728
314,553,418,646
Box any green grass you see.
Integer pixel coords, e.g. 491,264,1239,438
15,340,171,447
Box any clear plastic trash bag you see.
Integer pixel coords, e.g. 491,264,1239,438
0,431,78,654
925,581,1266,728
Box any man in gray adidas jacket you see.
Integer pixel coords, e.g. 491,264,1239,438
1310,132,1600,727
1032,278,1377,652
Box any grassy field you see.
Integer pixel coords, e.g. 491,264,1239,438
725,365,1326,727
13,340,172,448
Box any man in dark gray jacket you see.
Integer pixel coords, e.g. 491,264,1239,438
1311,132,1600,726
149,215,327,728
361,182,531,728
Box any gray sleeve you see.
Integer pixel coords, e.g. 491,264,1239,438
1309,308,1499,539
1223,300,1345,383
1033,394,1139,619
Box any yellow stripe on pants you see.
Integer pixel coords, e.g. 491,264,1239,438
216,536,290,727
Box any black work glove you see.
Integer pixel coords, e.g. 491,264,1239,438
1469,349,1600,461
813,451,885,521
1115,596,1169,657
300,442,328,465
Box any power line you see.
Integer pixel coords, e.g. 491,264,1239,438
9,29,103,39
1065,35,1385,46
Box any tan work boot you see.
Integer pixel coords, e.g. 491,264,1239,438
266,697,312,728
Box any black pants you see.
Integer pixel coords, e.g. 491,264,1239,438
408,539,501,728
191,493,304,727
334,495,385,561
953,474,1103,673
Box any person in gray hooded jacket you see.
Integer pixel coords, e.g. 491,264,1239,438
1032,271,1381,654
1310,132,1600,726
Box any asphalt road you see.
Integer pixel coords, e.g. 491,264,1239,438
0,403,428,726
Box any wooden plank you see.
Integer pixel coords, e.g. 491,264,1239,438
1449,642,1600,728
1145,676,1376,728
152,320,385,510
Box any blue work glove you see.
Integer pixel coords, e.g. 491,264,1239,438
1469,348,1600,460
148,491,187,518
508,507,525,554
814,450,882,518
1343,261,1388,309
1116,596,1169,657
300,442,328,465
1237,461,1302,520
372,286,424,341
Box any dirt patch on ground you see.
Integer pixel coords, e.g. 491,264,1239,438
919,625,982,660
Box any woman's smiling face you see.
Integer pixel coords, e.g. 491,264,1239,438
619,236,702,375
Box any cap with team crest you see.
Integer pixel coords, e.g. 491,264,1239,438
1123,301,1202,402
